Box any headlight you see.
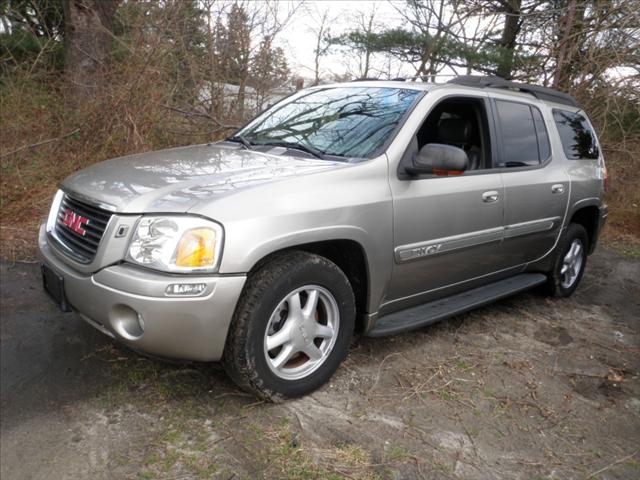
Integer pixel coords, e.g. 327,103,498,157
46,190,64,232
127,216,223,273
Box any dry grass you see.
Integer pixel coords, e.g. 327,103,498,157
600,144,640,246
0,64,233,261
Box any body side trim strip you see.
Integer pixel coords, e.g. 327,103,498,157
395,216,561,264
503,216,561,238
394,226,503,263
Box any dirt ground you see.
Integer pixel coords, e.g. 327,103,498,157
1,247,639,480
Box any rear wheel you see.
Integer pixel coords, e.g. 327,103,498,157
546,223,588,297
223,251,355,401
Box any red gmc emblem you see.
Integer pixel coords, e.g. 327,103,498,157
62,209,89,236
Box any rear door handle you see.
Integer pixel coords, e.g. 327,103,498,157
551,184,566,194
482,190,500,203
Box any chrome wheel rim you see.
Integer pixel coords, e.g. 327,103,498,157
263,285,340,381
560,239,584,289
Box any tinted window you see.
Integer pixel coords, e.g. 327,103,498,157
495,100,540,166
237,87,422,158
552,109,599,159
532,107,551,160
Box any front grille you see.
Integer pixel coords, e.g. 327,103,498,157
53,194,113,263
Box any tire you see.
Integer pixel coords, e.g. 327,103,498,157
222,251,356,401
546,223,589,298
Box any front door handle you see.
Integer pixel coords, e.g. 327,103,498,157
551,184,566,194
482,190,500,203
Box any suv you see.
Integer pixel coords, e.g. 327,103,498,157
40,76,608,400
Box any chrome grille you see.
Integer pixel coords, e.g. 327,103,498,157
53,194,113,263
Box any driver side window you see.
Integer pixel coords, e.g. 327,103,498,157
401,96,493,176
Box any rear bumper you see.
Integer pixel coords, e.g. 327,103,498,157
39,224,246,361
590,203,608,254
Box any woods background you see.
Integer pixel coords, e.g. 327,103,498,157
1,0,638,259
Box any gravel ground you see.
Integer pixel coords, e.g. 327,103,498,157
1,247,639,480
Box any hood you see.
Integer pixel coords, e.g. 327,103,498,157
61,144,343,213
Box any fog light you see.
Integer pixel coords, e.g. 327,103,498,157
110,304,144,340
165,283,207,296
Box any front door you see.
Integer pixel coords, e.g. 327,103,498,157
388,173,505,305
385,93,507,311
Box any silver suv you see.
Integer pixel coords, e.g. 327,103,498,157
40,76,608,400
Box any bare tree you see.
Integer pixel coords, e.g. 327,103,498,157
342,6,380,79
307,6,332,85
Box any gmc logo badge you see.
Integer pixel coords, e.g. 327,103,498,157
62,209,89,236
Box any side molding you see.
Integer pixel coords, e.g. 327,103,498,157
394,216,561,264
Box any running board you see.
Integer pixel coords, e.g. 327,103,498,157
367,273,547,337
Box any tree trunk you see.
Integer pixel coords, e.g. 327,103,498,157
361,10,375,78
496,0,522,80
237,75,247,119
363,49,371,78
63,0,119,99
553,0,586,90
313,27,323,85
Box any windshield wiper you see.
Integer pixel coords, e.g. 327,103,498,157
226,135,252,150
258,140,325,159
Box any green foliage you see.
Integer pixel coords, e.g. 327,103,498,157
1,0,64,37
0,0,65,75
250,40,290,91
329,24,542,79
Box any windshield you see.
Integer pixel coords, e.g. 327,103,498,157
235,86,422,158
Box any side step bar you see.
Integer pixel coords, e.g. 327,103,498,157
366,273,547,337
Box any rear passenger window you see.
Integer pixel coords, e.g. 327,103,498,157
552,109,599,159
495,100,548,167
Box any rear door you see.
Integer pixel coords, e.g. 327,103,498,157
492,97,570,266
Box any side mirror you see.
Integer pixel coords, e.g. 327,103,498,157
406,143,468,176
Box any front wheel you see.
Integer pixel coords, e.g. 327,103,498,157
546,223,588,298
222,251,355,401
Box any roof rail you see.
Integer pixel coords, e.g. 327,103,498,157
349,77,408,82
447,75,577,107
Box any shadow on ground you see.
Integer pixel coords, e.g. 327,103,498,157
1,248,639,479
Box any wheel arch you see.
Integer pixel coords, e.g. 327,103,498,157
569,203,601,254
247,238,371,334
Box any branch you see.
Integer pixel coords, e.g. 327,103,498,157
159,104,240,130
586,450,639,479
0,129,80,160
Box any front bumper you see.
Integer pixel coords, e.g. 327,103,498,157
39,224,246,361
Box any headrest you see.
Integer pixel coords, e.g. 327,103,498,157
437,118,473,145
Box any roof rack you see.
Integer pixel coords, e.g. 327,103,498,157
349,77,409,82
447,75,577,107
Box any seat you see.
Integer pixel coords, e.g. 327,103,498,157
437,118,480,170
467,146,481,170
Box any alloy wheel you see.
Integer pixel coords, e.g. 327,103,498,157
560,239,584,289
263,285,340,381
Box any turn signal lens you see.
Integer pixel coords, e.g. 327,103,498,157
175,228,216,267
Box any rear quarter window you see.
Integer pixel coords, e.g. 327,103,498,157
552,109,599,159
